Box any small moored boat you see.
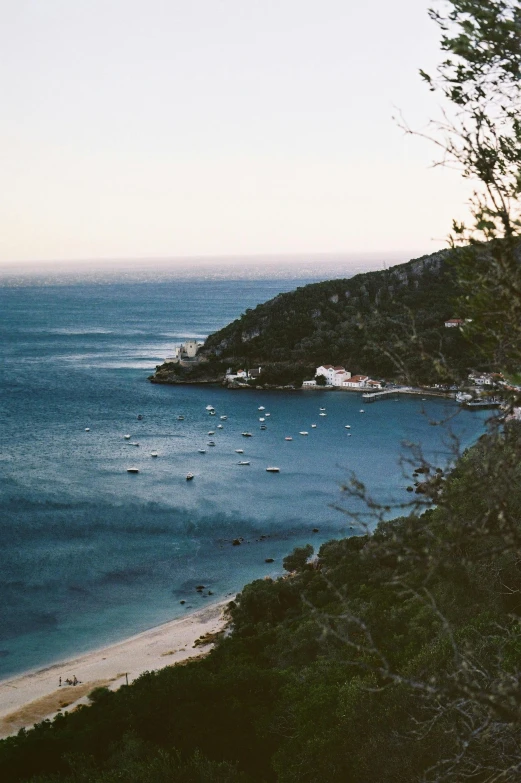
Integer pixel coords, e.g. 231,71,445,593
124,434,131,439
260,425,267,430
266,467,280,473
208,431,215,435
242,432,253,437
258,406,265,411
220,415,227,420
177,415,185,421
259,417,265,422
198,449,206,453
217,424,223,429
319,412,327,416
237,461,250,465
206,405,214,411
208,441,216,446
186,473,194,481
127,467,139,473
299,431,309,436
311,424,317,428
344,425,351,429
150,452,158,458
235,449,244,453
285,437,293,441
130,442,140,446
85,428,90,432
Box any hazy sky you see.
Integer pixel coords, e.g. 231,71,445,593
1,0,469,266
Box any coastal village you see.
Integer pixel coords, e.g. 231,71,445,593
162,340,516,410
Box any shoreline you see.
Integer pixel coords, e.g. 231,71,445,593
0,599,231,740
150,375,457,400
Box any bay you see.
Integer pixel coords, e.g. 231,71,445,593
0,276,490,679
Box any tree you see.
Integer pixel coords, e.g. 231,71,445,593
283,545,314,572
405,0,521,380
315,374,327,386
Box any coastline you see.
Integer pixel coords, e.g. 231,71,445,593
149,371,457,400
0,599,231,740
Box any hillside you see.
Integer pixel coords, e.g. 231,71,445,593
152,249,486,387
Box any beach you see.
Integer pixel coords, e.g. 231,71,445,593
0,599,230,739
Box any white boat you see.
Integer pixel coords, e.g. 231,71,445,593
237,461,250,465
127,467,139,473
319,407,326,411
198,449,206,453
206,405,214,411
208,431,215,435
260,425,267,430
266,467,280,473
150,452,158,457
209,411,216,416
208,441,216,446
344,425,351,429
360,409,365,413
285,437,293,441
186,473,194,481
259,417,265,422
319,412,327,416
265,413,271,417
299,431,309,436
217,424,223,429
130,442,140,446
85,427,90,432
258,406,265,411
220,415,227,420
177,415,185,421
311,424,317,428
124,434,131,439
242,432,253,437
235,449,244,453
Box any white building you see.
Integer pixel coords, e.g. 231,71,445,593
341,374,369,388
445,318,464,328
164,340,204,363
183,339,199,358
315,365,352,386
225,367,262,381
225,368,248,380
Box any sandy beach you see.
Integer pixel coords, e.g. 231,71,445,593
0,600,231,740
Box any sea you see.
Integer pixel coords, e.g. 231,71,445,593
0,261,492,680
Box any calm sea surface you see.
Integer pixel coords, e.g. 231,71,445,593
0,276,491,679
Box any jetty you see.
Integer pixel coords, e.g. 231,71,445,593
362,387,454,402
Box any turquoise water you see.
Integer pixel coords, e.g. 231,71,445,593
0,277,491,678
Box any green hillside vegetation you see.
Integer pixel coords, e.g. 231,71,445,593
1,422,521,782
197,249,485,386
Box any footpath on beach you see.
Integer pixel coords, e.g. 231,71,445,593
0,600,230,739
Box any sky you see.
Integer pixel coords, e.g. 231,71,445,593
0,0,470,268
